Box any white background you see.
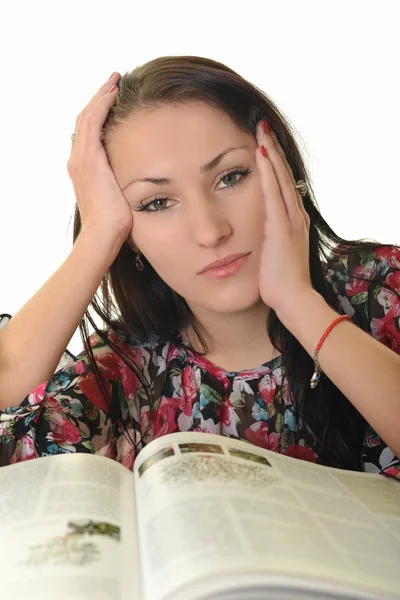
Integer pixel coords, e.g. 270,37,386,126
1,0,399,355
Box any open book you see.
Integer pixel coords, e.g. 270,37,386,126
0,432,399,600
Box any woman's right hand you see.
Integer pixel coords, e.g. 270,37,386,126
67,72,134,243
0,74,136,411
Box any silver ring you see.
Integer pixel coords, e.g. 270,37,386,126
71,132,77,142
295,179,308,196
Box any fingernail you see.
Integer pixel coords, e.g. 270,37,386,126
259,145,268,158
262,119,269,134
109,72,115,80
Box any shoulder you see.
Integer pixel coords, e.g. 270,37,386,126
323,243,400,279
322,244,400,346
58,327,164,375
324,242,400,307
56,328,181,402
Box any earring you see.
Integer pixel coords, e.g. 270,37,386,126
136,250,144,271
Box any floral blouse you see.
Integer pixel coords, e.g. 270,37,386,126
1,244,400,481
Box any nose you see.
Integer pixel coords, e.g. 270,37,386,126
187,197,232,247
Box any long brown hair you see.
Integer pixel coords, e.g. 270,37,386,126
72,55,399,469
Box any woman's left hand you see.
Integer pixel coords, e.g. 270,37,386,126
255,119,314,316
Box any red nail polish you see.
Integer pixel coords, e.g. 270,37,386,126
259,145,268,158
262,119,269,134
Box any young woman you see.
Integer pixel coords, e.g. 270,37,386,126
1,56,399,479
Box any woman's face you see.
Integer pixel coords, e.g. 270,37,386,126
107,101,267,315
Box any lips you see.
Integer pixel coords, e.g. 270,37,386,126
198,252,250,274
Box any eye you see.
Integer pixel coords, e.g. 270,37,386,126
136,166,252,213
218,167,251,189
139,197,172,213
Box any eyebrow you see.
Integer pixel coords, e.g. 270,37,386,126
121,145,250,192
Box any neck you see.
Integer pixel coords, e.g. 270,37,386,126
182,301,281,371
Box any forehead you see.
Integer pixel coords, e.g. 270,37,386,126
112,101,237,142
106,101,248,182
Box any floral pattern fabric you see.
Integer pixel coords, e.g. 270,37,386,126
1,245,399,481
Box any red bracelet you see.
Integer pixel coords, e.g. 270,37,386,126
310,314,352,389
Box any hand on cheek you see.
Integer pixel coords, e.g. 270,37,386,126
255,119,313,315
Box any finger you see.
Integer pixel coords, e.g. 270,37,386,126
76,72,120,126
269,130,310,220
255,143,289,224
70,74,120,146
256,121,304,224
70,78,119,158
269,131,296,186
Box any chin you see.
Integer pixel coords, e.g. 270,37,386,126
194,282,263,314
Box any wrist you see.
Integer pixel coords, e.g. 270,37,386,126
74,226,127,264
275,288,322,325
275,289,341,361
79,224,128,249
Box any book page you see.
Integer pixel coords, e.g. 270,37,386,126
0,453,141,600
133,432,400,600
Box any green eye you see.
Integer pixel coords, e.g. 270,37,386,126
138,166,252,213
